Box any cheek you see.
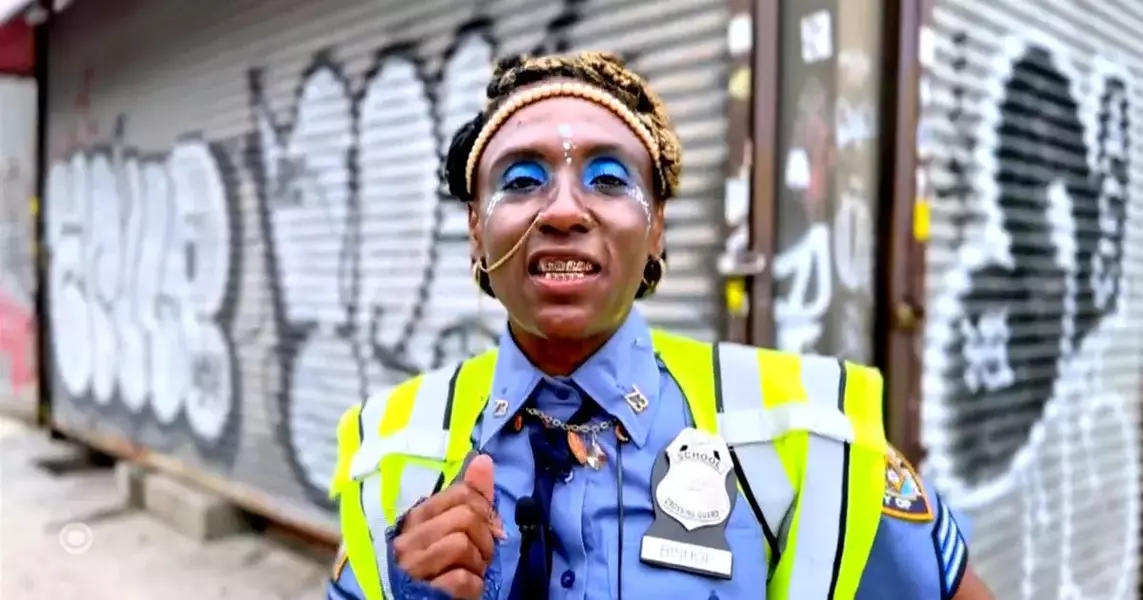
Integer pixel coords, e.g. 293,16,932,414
481,209,535,256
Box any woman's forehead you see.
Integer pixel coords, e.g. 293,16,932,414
480,97,648,164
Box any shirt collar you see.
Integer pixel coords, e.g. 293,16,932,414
478,309,662,449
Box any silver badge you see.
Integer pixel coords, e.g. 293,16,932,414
653,428,734,531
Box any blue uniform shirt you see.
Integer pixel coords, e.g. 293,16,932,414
329,310,972,599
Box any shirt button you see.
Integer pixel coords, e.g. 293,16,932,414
560,570,576,588
554,386,571,400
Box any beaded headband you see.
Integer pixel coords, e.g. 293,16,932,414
464,81,662,195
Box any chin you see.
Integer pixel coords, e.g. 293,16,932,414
532,307,598,339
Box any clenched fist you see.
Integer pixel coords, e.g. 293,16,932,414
392,454,504,600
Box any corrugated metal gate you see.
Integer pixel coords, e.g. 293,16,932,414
0,76,38,422
42,0,729,530
917,0,1143,597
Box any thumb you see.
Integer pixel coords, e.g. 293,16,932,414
463,453,496,502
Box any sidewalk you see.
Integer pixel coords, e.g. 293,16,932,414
0,416,331,599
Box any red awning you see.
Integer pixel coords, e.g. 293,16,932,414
0,15,32,77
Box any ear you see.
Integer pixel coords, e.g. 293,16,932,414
649,202,666,257
468,203,484,258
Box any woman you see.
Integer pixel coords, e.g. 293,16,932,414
326,52,994,600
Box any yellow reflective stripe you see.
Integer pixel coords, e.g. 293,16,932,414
757,350,809,488
442,350,499,486
713,342,795,567
772,356,847,598
330,403,364,499
335,403,384,600
832,362,886,599
341,350,500,600
842,362,888,451
342,483,384,600
649,328,717,433
364,368,456,600
360,378,425,600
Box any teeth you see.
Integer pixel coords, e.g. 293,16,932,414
538,259,593,274
541,272,587,281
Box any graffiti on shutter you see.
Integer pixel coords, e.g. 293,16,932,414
773,5,878,361
247,11,594,506
922,24,1137,599
44,115,243,463
0,158,35,394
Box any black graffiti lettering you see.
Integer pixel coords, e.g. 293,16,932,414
945,44,1130,487
45,116,243,465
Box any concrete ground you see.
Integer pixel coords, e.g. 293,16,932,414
0,416,331,599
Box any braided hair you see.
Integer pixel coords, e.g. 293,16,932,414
443,51,681,298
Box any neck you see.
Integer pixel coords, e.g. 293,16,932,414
509,323,621,377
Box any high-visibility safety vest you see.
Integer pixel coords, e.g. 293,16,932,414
329,329,890,600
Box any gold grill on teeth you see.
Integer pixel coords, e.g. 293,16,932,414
465,81,661,195
538,259,594,273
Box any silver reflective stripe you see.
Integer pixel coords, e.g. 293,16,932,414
356,363,461,598
361,477,393,600
786,355,846,599
714,342,796,554
350,363,458,479
397,363,460,513
717,404,854,446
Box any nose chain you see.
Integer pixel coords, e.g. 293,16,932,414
524,406,615,470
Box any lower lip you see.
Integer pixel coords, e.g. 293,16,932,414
530,272,600,292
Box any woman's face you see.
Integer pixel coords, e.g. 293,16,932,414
469,94,665,340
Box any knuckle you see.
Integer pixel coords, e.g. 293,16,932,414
458,502,480,524
440,569,482,599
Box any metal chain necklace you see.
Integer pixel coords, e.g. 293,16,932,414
524,406,614,470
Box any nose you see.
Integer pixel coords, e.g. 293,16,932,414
536,181,594,236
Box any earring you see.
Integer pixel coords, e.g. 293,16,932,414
471,257,486,286
471,256,497,299
641,255,666,294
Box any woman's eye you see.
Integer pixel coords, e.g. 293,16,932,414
584,157,631,192
504,176,542,191
591,174,627,188
501,161,547,192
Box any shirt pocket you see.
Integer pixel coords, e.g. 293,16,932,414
607,523,769,600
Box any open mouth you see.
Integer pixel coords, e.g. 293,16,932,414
528,257,602,282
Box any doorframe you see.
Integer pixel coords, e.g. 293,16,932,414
874,0,926,463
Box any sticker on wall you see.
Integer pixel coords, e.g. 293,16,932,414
800,10,833,64
784,147,811,190
919,26,936,68
727,13,752,57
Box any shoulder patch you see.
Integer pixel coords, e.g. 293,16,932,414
882,447,934,522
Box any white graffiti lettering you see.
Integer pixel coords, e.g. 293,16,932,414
834,98,875,151
46,123,238,449
252,35,501,502
774,74,876,361
773,222,831,352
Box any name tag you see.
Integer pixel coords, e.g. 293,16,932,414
640,535,733,578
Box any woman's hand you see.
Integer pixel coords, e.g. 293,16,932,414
392,455,504,600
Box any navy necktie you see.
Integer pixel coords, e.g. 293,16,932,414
507,400,601,600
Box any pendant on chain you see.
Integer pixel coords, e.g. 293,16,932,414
567,431,607,470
